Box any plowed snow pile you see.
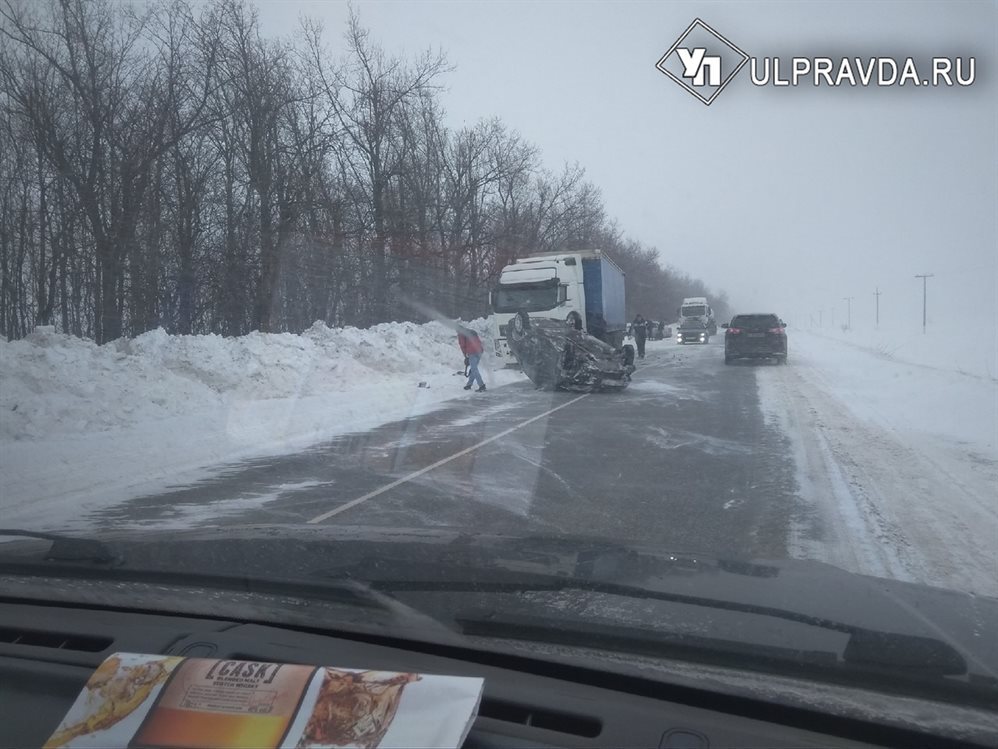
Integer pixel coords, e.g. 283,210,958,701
1,320,523,526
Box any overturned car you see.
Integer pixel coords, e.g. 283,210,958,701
506,310,635,392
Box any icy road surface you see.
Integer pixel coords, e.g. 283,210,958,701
7,331,992,598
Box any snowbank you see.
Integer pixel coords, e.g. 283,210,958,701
757,328,998,597
797,321,997,382
1,319,524,527
787,328,996,451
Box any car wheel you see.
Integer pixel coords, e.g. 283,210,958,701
510,310,530,342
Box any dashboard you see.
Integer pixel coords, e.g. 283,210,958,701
4,597,986,748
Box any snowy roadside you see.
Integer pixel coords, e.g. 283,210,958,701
757,328,998,597
801,323,997,382
1,320,525,529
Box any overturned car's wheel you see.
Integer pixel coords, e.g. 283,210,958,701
510,310,531,342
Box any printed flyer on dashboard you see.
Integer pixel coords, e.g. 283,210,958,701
44,653,483,749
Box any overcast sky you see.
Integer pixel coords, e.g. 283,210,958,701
250,0,995,328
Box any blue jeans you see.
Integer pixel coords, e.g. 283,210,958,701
466,354,485,388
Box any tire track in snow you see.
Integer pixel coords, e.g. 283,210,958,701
758,359,998,597
759,366,914,581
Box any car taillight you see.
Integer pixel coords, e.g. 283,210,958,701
768,327,785,334
727,327,742,334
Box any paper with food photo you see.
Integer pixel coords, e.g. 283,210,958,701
44,653,483,749
43,653,184,749
290,667,483,749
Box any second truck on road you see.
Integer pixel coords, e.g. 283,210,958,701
678,296,717,336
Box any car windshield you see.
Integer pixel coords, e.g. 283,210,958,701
1,0,995,714
492,285,560,313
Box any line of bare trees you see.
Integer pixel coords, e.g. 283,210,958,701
0,0,726,344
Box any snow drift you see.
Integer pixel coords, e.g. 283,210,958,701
0,319,524,527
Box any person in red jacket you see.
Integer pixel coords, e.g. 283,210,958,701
457,325,486,392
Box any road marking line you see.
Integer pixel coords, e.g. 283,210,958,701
306,393,590,524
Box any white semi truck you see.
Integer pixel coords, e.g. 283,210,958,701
678,296,717,335
490,250,626,366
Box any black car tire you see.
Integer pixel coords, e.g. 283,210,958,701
510,310,530,342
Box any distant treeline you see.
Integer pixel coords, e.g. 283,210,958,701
0,0,727,343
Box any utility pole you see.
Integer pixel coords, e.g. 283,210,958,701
873,287,881,329
842,297,853,330
915,274,933,334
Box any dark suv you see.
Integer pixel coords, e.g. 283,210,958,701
723,313,787,364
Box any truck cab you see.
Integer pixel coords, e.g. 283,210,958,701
491,251,625,366
678,296,717,336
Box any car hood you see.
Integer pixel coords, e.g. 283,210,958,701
2,525,996,698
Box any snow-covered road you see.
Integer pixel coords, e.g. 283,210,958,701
758,329,998,597
2,322,995,599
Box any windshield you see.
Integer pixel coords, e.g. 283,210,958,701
1,0,995,715
493,284,560,313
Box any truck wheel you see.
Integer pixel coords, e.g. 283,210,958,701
510,310,530,342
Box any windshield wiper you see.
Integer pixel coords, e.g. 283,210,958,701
0,529,118,564
453,610,995,710
456,608,962,673
363,573,972,679
0,554,462,644
366,572,962,662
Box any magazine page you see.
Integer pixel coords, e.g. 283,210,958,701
43,653,483,749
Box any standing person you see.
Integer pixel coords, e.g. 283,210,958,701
621,327,636,367
457,325,486,392
657,320,665,340
632,314,647,358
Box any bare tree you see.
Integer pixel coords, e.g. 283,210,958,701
0,0,726,342
0,0,217,341
309,10,449,324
